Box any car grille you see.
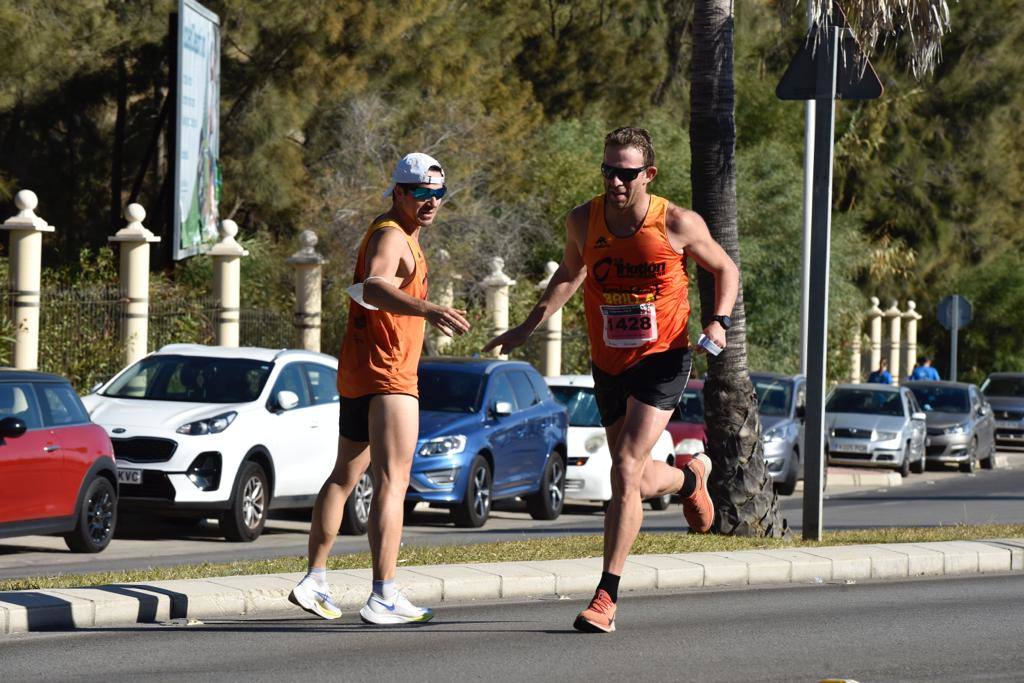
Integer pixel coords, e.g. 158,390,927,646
830,451,872,460
832,428,871,439
926,426,946,436
996,409,1024,421
119,471,176,501
112,437,178,463
996,428,1024,440
926,444,947,456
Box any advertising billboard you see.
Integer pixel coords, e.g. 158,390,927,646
173,0,221,260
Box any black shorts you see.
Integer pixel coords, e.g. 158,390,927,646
339,395,375,442
591,347,692,427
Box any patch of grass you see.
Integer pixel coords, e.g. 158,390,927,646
3,523,1022,592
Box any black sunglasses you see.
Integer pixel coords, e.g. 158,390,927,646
601,164,648,182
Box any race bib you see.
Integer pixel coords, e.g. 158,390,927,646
600,303,658,348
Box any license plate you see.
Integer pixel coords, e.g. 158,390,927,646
831,442,868,453
117,468,142,485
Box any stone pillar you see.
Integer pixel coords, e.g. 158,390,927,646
537,261,562,377
209,219,248,347
903,300,922,379
884,299,902,384
109,204,160,366
868,296,883,376
286,230,324,352
482,257,515,359
850,326,862,384
432,249,459,353
1,190,54,370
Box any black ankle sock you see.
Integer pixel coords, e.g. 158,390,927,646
597,571,620,603
678,468,697,498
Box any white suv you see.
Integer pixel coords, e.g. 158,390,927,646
81,344,340,541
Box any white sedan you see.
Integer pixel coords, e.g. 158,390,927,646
81,344,342,542
545,375,677,510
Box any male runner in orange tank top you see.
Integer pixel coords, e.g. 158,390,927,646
290,153,470,625
485,128,739,633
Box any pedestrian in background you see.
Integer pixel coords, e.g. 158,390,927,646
909,355,941,381
867,359,893,384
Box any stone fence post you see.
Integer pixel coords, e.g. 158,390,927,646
286,230,324,352
884,299,902,384
849,324,862,383
482,257,515,359
537,261,562,377
867,296,883,377
209,219,248,347
432,249,459,353
903,300,922,380
1,190,54,370
109,203,160,366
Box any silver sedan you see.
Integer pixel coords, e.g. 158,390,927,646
905,381,996,472
825,384,927,477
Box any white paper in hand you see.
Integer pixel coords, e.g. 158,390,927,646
697,333,722,356
346,283,379,311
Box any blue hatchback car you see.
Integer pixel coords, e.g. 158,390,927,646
407,358,569,528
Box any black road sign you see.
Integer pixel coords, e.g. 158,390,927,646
937,295,973,331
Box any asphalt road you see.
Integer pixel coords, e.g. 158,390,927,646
2,456,1022,580
2,573,1022,681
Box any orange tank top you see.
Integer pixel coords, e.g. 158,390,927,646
338,216,428,398
582,194,690,375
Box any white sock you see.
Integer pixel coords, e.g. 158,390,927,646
305,567,327,589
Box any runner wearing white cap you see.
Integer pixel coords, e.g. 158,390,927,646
290,152,470,625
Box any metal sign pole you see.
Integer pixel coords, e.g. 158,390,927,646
802,25,839,542
799,4,815,376
951,297,959,382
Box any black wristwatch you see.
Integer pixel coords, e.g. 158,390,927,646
711,314,733,330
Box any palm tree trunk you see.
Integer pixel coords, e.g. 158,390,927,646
690,0,785,537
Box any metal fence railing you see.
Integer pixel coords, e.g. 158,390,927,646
38,285,123,390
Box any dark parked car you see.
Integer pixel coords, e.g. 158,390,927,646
751,373,806,495
0,371,118,552
401,358,569,528
981,372,1024,452
906,381,996,472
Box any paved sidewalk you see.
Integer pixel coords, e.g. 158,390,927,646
1,538,1021,635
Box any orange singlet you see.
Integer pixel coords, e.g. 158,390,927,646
581,194,691,375
338,216,428,398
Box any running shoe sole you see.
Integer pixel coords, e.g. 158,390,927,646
288,587,342,620
358,604,435,625
684,453,714,533
573,613,615,633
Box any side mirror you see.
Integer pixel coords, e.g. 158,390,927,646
276,390,300,411
795,405,805,419
977,404,989,417
0,417,27,439
911,411,927,422
89,382,103,394
493,401,513,417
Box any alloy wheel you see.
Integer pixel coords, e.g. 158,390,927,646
240,475,266,530
86,488,115,544
471,466,491,519
353,473,374,526
547,459,564,510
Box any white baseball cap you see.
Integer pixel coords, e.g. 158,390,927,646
383,152,446,197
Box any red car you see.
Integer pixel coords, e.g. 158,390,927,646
0,371,118,552
667,379,706,456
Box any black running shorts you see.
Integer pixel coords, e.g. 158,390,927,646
339,394,375,442
591,346,693,427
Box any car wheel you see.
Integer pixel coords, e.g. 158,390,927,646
452,455,491,528
899,443,911,478
219,462,268,542
648,492,672,511
911,444,926,474
64,477,117,553
775,450,799,496
981,441,996,470
526,453,566,520
341,471,374,535
959,438,978,473
403,500,418,520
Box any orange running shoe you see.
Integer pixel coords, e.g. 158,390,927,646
683,453,714,533
573,589,617,633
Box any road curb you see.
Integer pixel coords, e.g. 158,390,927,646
2,538,1021,635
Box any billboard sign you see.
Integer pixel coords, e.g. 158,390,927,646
173,0,221,260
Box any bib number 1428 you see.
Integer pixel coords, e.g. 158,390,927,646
600,303,658,348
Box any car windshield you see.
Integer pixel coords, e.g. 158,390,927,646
981,376,1024,398
826,389,904,416
419,368,484,413
909,386,969,413
752,377,792,417
102,355,272,403
675,388,704,423
550,386,602,427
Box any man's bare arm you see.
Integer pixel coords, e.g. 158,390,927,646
362,228,470,337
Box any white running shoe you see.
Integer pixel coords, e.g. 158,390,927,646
358,591,435,625
288,578,343,620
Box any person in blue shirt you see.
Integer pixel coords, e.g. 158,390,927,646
909,355,941,381
867,359,893,384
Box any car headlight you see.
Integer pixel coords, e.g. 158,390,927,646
176,411,237,436
763,424,793,444
584,434,606,454
944,423,968,435
418,435,467,456
873,430,899,441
